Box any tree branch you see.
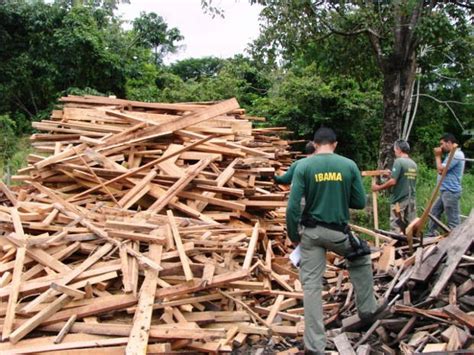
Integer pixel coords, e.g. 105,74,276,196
415,93,468,131
452,0,474,10
402,0,426,62
366,30,385,70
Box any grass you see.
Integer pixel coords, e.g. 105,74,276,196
0,136,31,184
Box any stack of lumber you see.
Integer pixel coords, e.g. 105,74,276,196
0,95,302,354
0,95,472,354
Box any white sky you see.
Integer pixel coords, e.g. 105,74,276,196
117,0,263,63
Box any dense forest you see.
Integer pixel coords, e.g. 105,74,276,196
0,0,472,175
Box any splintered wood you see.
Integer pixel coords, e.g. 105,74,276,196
0,95,472,354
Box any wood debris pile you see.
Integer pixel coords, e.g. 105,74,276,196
333,213,473,354
0,95,472,354
0,95,301,354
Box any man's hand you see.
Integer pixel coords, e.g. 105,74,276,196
381,169,391,177
434,147,443,156
371,183,380,192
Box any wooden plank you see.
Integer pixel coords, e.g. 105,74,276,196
378,245,395,273
44,294,137,325
443,304,474,329
34,143,87,170
157,144,185,177
117,169,156,209
50,283,85,299
0,180,18,206
333,333,356,355
69,135,215,200
242,222,260,270
428,212,473,299
9,294,72,343
21,242,114,314
167,210,193,281
145,98,239,134
148,158,211,213
266,294,285,324
195,158,239,211
2,247,26,340
177,190,246,211
0,333,129,354
126,244,162,354
36,343,171,355
39,321,226,340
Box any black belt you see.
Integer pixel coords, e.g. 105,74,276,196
300,215,347,233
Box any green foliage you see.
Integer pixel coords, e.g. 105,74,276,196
0,0,183,134
132,12,183,65
170,57,224,81
251,64,382,166
247,0,473,167
0,115,17,164
129,56,272,107
0,116,31,182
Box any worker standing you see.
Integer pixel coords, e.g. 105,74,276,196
372,140,417,233
426,133,465,236
286,127,383,354
274,141,316,185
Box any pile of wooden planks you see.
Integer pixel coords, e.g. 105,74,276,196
0,96,301,354
0,95,472,354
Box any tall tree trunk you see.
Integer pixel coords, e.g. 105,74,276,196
377,52,417,169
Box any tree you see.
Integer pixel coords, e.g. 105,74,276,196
233,0,473,168
0,1,183,134
251,63,382,166
132,12,183,65
169,57,224,81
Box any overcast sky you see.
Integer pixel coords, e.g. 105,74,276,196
117,0,264,63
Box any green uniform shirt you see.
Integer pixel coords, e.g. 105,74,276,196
286,153,366,242
274,160,300,184
390,157,417,204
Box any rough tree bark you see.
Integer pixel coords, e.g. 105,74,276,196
367,0,423,169
377,53,418,168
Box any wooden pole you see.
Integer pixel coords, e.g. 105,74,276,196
405,144,458,253
371,176,380,247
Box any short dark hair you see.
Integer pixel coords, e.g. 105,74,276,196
441,133,458,144
313,127,337,144
394,139,410,153
305,141,316,154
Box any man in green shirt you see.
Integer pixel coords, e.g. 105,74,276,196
372,140,417,233
274,141,316,184
287,128,379,354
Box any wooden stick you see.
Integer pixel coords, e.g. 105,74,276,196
406,144,458,251
371,176,380,247
0,180,18,206
242,222,260,270
167,210,193,281
53,315,77,344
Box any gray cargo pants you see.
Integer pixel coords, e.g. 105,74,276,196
390,197,417,233
300,225,377,353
